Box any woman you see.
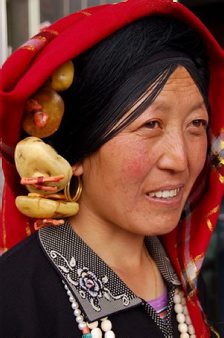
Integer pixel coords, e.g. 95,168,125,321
0,0,224,337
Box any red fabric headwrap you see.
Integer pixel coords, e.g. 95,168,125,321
1,0,224,336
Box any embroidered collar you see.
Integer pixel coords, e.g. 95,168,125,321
39,222,180,322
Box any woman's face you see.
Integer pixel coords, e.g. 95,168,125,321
77,66,209,236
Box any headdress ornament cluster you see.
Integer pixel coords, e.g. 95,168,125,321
14,60,80,229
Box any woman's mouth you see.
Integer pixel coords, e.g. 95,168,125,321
146,187,182,200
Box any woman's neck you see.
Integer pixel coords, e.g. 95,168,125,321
69,208,146,271
69,207,166,301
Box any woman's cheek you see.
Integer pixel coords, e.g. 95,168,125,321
190,137,208,175
120,147,153,181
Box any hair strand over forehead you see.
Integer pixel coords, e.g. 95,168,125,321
46,16,208,165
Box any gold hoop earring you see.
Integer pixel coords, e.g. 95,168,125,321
64,175,82,202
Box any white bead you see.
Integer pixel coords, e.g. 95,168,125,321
78,322,87,330
173,294,181,304
183,305,189,315
105,331,116,338
69,296,74,302
179,291,184,298
67,290,72,296
88,321,99,329
74,308,81,316
185,315,192,325
91,327,103,338
180,334,189,338
71,302,79,310
188,324,195,334
174,303,183,313
181,297,186,305
76,315,84,323
101,319,112,332
100,317,108,321
178,323,188,333
190,335,196,338
176,313,185,324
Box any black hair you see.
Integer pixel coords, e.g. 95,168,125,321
47,16,209,164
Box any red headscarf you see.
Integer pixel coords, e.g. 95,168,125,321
1,0,224,336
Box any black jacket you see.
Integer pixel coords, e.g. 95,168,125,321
0,224,184,338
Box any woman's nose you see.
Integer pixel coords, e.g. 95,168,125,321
157,133,188,173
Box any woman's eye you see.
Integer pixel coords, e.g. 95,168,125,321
192,119,208,129
189,119,208,136
144,120,161,129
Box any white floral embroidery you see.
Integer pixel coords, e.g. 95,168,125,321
50,250,130,311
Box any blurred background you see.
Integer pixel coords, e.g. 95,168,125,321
0,0,224,334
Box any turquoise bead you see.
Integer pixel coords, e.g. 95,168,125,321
82,334,92,338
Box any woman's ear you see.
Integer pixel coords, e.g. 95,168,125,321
72,162,84,176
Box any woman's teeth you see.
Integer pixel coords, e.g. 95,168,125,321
148,188,180,199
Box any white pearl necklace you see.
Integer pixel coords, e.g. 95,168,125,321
173,288,196,338
64,282,115,337
64,282,196,338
